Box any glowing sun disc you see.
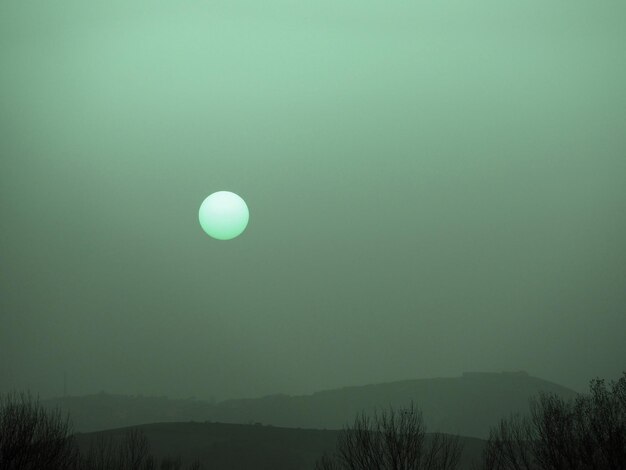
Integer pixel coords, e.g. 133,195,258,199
198,191,249,240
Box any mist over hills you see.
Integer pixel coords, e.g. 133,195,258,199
209,371,577,438
48,371,577,438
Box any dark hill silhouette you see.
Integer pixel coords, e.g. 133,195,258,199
73,422,486,470
47,371,578,438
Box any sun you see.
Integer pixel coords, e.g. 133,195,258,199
198,191,249,240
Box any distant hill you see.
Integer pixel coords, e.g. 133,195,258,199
46,393,214,434
73,422,486,470
209,371,578,438
47,371,578,438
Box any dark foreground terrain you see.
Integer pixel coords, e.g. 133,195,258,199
74,422,486,470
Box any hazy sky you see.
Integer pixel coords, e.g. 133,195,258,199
1,1,625,401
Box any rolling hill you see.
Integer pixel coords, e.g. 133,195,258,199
48,371,578,438
73,422,486,470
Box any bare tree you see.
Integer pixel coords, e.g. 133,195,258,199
78,428,201,470
0,391,201,470
186,460,201,470
316,402,463,470
80,433,119,470
159,455,183,470
477,372,626,470
0,391,78,470
118,428,151,470
582,376,626,468
478,413,537,470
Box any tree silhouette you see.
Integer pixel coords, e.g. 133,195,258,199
78,428,202,470
0,391,78,470
477,372,626,470
316,402,463,470
0,392,202,470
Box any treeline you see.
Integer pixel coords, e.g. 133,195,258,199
0,392,200,470
315,373,625,470
477,373,626,470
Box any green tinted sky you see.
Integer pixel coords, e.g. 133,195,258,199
1,1,625,400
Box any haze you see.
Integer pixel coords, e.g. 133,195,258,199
1,0,625,402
